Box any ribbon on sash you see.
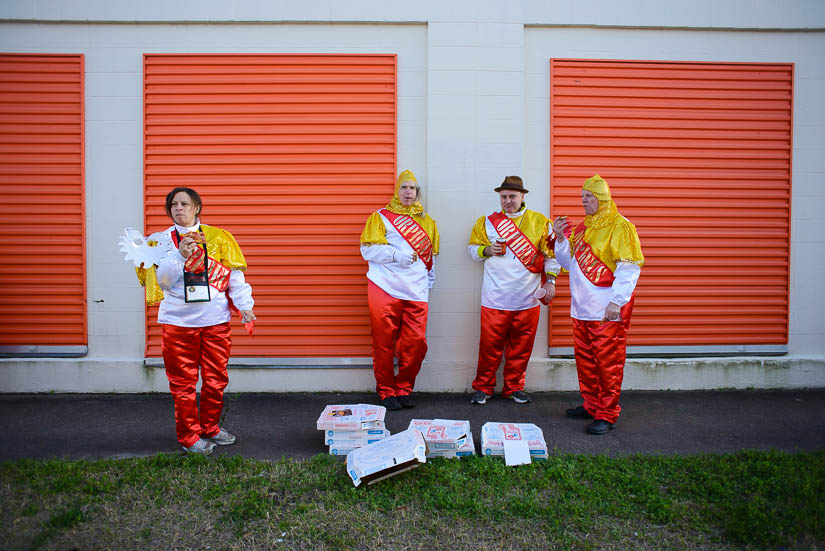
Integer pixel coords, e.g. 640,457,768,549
488,211,546,284
572,222,615,287
380,209,434,271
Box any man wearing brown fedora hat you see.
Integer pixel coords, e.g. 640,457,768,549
467,176,560,405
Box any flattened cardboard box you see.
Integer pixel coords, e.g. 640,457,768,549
426,433,476,458
326,429,390,447
324,428,389,439
408,418,470,451
327,434,389,456
346,428,427,487
316,404,386,431
481,422,548,459
329,443,383,456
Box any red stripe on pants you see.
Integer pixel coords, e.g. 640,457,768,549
473,305,540,396
572,298,634,424
162,322,232,447
367,280,428,399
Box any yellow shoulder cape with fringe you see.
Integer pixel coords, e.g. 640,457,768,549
135,225,247,306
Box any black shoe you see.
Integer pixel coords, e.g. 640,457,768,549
586,419,614,435
397,394,415,408
566,406,594,419
508,390,531,404
470,390,490,405
382,396,402,411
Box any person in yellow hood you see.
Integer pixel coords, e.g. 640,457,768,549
360,170,439,410
552,174,644,435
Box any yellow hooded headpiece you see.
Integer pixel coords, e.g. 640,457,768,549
384,169,424,216
583,174,611,203
583,173,619,229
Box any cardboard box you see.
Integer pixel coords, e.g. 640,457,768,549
480,422,548,460
346,428,427,487
316,404,386,431
329,444,385,456
327,436,387,448
326,429,390,447
426,433,476,458
408,418,471,451
324,428,388,439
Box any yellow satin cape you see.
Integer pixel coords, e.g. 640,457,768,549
360,211,440,255
468,206,554,259
571,213,645,272
569,173,645,271
135,224,247,306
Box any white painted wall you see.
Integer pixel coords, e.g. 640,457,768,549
1,0,824,392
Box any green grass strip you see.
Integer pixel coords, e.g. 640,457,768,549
1,450,823,550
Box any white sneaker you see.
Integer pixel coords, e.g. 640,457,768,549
183,438,216,456
207,428,236,446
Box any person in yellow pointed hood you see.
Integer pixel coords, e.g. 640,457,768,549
360,170,439,411
552,174,644,435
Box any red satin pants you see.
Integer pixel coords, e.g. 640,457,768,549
367,281,428,399
572,298,635,424
162,322,232,447
472,305,540,397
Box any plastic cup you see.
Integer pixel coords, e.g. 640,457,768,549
495,238,507,255
533,287,547,300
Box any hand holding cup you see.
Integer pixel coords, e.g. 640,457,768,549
552,216,571,240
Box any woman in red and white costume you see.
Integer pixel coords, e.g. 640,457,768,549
467,176,560,405
360,170,439,411
141,187,256,455
552,175,644,435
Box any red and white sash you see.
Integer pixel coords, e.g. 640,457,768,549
488,211,545,282
572,222,614,287
171,231,232,292
380,209,434,270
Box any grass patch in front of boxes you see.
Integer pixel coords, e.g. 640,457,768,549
1,450,823,550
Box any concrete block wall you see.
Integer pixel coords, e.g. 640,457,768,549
1,0,824,392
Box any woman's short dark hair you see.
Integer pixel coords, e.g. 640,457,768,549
165,187,203,219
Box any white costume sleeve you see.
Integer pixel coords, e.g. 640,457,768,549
428,256,436,289
608,262,641,307
544,256,561,277
156,250,186,291
468,244,486,262
360,244,395,264
553,238,572,271
228,270,254,311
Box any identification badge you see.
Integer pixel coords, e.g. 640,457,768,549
184,281,210,303
181,234,211,303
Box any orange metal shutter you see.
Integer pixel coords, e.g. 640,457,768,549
0,54,86,356
549,59,792,355
143,54,396,357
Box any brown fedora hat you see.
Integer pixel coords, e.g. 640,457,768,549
494,175,529,193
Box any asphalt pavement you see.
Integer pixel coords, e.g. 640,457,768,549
2,389,824,461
